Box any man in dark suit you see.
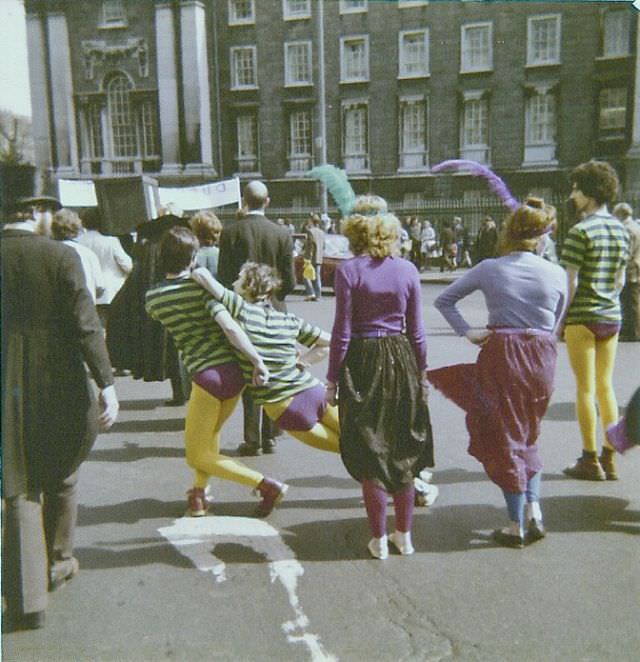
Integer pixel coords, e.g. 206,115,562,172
217,180,295,456
1,197,119,632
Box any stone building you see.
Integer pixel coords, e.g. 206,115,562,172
24,0,640,207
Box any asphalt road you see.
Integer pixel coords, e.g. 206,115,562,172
4,283,639,662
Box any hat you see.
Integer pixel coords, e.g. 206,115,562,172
18,195,62,211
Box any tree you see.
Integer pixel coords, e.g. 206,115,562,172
0,110,33,165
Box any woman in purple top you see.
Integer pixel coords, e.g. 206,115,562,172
428,199,567,549
326,195,434,560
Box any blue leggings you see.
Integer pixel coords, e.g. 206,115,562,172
502,471,542,526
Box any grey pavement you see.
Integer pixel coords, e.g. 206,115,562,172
3,285,639,662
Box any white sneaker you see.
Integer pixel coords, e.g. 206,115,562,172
389,530,415,555
414,479,439,507
367,536,389,559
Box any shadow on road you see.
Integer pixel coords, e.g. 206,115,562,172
106,418,185,433
88,443,184,462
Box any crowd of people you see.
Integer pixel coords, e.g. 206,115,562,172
2,159,638,631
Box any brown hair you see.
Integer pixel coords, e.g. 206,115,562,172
159,226,199,274
51,208,82,240
569,160,619,206
498,197,555,255
342,194,400,257
234,261,282,303
189,211,222,247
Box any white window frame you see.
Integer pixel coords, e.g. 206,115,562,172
398,29,430,79
398,95,429,172
526,14,561,67
339,0,367,14
283,0,311,21
100,0,127,29
599,87,627,133
460,91,490,164
602,11,630,58
523,86,557,165
236,113,260,174
398,1,429,7
340,35,370,83
230,46,258,90
342,100,370,173
284,41,313,87
287,108,313,175
460,22,493,73
228,0,255,26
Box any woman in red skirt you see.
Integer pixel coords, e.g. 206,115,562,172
428,199,567,548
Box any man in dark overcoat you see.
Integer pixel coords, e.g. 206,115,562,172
217,180,295,455
1,197,119,631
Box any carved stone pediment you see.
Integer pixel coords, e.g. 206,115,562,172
82,38,148,79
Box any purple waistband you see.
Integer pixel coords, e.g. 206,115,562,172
490,327,553,337
351,330,402,339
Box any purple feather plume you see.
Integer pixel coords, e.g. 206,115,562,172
431,159,519,211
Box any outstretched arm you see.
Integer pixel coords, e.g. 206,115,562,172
299,330,330,366
192,267,225,300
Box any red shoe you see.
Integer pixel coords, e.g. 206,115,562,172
254,478,288,517
186,487,209,517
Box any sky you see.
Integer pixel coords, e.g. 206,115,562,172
0,0,32,117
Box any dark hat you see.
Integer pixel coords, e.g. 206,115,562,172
17,195,62,211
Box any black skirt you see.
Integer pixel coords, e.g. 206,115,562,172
338,335,434,492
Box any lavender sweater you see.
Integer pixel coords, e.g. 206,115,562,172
435,252,567,336
327,255,427,382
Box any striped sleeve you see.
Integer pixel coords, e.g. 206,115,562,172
219,287,245,320
560,226,587,270
296,318,323,347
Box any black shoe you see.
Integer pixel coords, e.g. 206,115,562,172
3,610,45,632
164,397,186,407
238,442,262,456
262,439,276,454
492,529,525,549
525,519,546,545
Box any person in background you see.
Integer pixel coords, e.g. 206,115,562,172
2,198,119,631
429,199,567,548
440,219,457,272
51,208,105,304
77,207,133,326
561,161,629,482
190,210,222,278
326,195,434,560
606,387,640,454
474,215,499,264
420,220,436,271
303,213,325,301
613,203,640,342
455,217,472,268
409,216,422,269
540,204,559,264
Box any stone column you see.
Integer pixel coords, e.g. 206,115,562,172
46,12,78,176
625,11,640,194
25,12,52,186
155,2,182,174
180,0,216,176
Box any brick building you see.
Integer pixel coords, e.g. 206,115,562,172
24,0,640,209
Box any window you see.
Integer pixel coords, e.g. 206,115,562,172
228,0,255,25
524,87,557,164
342,101,369,172
399,1,429,7
340,0,367,14
399,30,429,78
461,93,490,164
340,36,369,82
527,15,561,66
108,75,136,174
399,97,428,171
100,0,127,28
231,47,258,89
285,42,312,86
140,99,159,159
599,88,627,133
283,0,311,20
236,114,259,173
287,109,313,173
602,11,630,58
461,22,493,73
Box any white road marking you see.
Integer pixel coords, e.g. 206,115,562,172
158,516,337,662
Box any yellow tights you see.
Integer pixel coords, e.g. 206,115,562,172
263,398,340,453
185,383,263,489
564,325,620,453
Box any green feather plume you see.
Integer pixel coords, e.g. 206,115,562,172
307,165,356,217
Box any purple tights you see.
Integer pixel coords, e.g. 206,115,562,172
362,479,415,537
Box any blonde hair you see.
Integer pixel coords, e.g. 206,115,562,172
51,208,82,241
342,194,400,258
189,210,222,247
234,262,282,303
498,197,555,255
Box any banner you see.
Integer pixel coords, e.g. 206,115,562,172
158,177,241,211
58,179,98,207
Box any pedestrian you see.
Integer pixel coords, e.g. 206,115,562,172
77,207,133,327
325,195,434,559
474,215,498,264
409,216,422,269
50,208,106,304
606,387,640,454
192,262,340,455
454,217,472,268
217,180,295,457
428,198,567,548
189,209,222,278
440,219,457,271
2,197,119,632
420,220,436,270
561,160,629,482
145,227,287,518
612,203,640,341
303,213,325,301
